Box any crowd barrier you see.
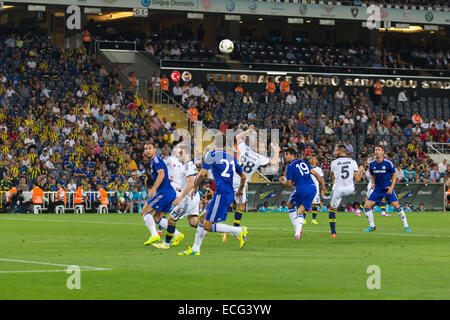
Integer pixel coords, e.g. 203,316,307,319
1,191,119,213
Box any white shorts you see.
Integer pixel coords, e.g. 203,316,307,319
170,193,200,221
233,184,248,204
312,186,321,205
330,186,355,209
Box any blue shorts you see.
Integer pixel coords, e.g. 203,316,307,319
205,191,234,223
288,185,317,212
146,189,176,213
368,189,398,204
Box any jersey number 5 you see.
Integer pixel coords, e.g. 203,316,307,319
341,165,349,179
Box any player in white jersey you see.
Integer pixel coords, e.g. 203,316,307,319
164,154,184,196
328,145,362,238
153,144,200,250
305,154,325,225
223,125,280,242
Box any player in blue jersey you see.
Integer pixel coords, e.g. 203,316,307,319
363,146,411,232
141,142,179,246
178,133,248,255
279,149,326,239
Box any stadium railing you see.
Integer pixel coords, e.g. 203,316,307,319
95,40,137,55
427,142,450,155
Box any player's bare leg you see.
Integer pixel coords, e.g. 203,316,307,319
391,201,411,232
188,215,199,228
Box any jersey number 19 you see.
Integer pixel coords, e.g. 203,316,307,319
296,163,310,176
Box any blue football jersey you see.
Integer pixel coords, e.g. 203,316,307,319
202,149,243,193
286,159,315,188
369,159,395,191
150,156,175,193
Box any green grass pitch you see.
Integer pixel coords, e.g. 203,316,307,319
0,211,449,300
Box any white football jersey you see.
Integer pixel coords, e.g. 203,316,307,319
180,160,198,191
311,166,324,189
164,155,184,191
331,157,359,189
233,142,270,188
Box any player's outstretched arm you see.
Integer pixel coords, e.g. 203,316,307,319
192,168,207,198
235,125,256,145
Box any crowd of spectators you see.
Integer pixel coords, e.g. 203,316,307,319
0,30,182,213
356,46,450,71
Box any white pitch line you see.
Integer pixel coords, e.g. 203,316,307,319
249,226,450,238
0,269,110,274
1,217,450,238
0,258,112,271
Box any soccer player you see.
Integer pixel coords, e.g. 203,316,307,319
141,142,179,246
159,150,184,235
153,144,200,250
305,154,325,225
329,145,361,238
178,133,248,256
279,149,326,239
223,125,280,242
364,146,411,232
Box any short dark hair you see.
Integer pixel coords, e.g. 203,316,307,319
284,148,297,157
336,144,346,151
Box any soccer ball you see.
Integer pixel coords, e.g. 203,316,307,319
120,198,125,204
219,39,234,54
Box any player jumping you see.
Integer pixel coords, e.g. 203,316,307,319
329,145,361,238
363,146,411,233
279,149,326,239
178,133,248,256
223,125,280,242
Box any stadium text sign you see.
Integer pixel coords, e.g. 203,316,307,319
204,73,450,91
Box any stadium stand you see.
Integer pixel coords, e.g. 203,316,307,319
0,27,449,213
0,30,178,213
